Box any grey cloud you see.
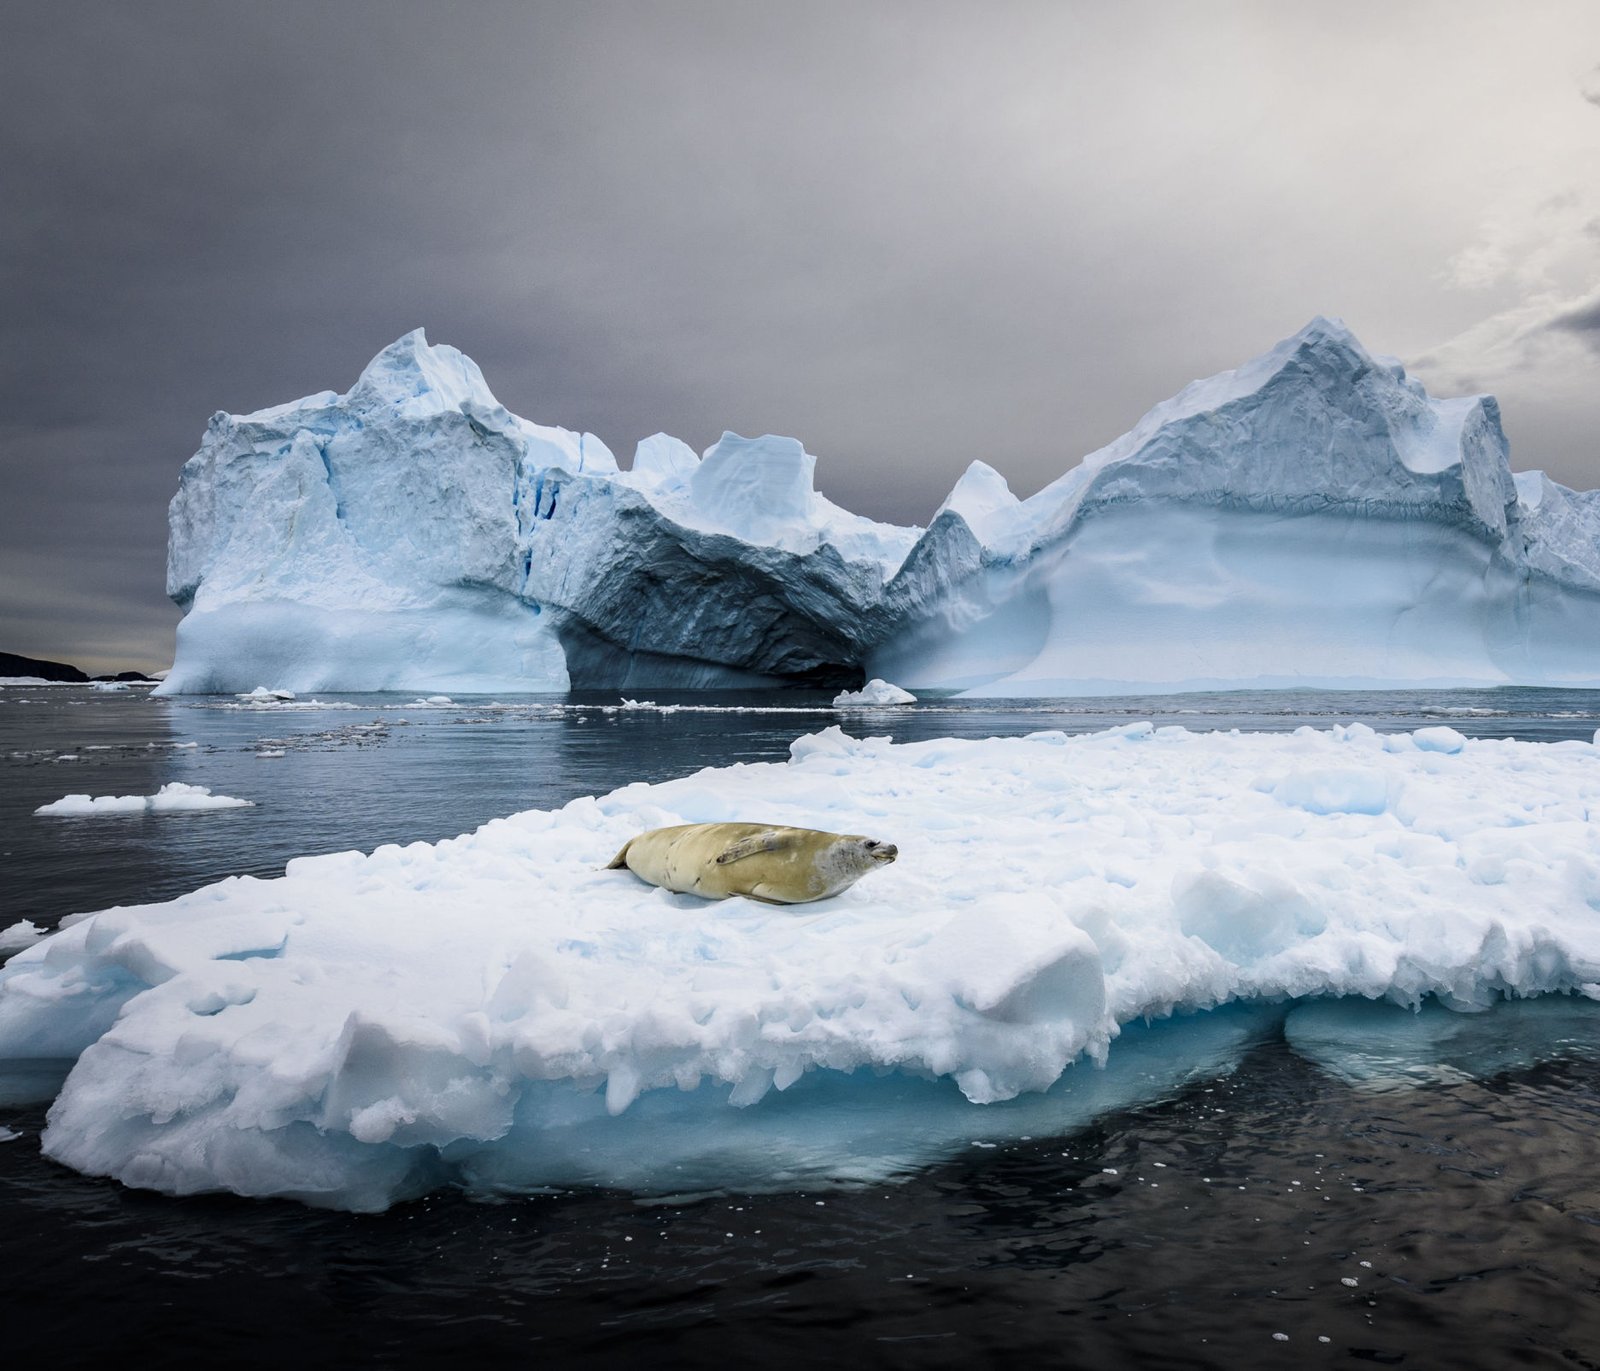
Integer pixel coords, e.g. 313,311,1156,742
1545,294,1600,340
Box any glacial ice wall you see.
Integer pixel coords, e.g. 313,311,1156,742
159,319,1600,695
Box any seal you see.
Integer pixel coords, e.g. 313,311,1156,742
606,822,897,904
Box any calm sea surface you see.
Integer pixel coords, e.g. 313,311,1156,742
4,685,1600,1367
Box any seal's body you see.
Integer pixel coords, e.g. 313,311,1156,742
606,822,897,904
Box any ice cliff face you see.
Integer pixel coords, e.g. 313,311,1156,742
871,317,1600,693
160,318,1600,695
161,331,917,693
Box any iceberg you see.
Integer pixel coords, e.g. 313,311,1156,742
870,318,1600,693
159,318,1600,696
4,722,1600,1209
159,331,917,695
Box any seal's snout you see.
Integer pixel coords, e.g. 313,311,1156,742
864,839,898,864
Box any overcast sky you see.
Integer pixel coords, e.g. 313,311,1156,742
4,1,1599,672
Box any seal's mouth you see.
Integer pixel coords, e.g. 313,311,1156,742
864,839,898,864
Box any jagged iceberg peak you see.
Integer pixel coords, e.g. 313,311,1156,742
626,432,700,488
973,315,1518,557
686,432,817,543
344,327,506,423
935,460,1020,548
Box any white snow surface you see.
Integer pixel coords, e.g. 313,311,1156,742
3,722,1600,1210
159,316,1600,695
34,782,254,816
833,679,917,706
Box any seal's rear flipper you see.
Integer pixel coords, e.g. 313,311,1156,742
604,841,633,870
715,830,792,865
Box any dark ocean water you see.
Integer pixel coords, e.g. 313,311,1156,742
4,685,1600,1368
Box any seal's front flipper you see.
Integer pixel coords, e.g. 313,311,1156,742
714,830,792,865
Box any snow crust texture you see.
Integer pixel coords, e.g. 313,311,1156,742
4,723,1600,1208
160,317,1600,695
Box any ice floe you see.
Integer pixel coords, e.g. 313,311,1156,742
1,721,1599,1208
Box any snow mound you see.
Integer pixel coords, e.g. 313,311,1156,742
4,722,1600,1209
833,679,916,706
34,783,254,816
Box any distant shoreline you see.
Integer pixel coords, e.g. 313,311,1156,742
0,650,157,684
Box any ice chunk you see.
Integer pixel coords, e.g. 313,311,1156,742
833,679,916,706
35,783,253,816
0,920,44,953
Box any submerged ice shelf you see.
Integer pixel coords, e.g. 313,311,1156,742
3,721,1600,1210
159,317,1600,696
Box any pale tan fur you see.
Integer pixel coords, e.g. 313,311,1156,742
606,822,897,904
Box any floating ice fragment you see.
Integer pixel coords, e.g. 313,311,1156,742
833,679,916,707
0,921,44,953
34,782,254,816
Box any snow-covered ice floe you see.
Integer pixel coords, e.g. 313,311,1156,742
34,782,253,816
833,678,916,706
3,722,1600,1210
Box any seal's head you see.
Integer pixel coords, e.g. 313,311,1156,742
834,835,897,879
